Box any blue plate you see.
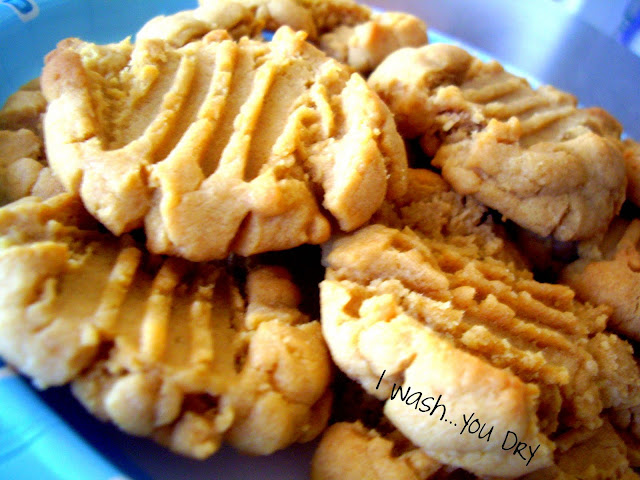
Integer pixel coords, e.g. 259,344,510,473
0,0,197,105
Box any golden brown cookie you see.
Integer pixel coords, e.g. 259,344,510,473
321,218,640,476
269,0,371,34
623,138,640,208
371,168,527,268
318,11,428,74
199,0,373,41
432,119,626,242
0,194,106,386
136,4,264,47
41,27,407,261
0,78,65,203
314,419,640,480
561,218,640,340
0,129,64,205
521,421,640,480
0,78,46,134
311,421,442,480
199,0,427,73
0,194,332,459
368,44,626,242
369,43,622,150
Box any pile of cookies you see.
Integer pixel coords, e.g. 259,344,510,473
1,0,640,478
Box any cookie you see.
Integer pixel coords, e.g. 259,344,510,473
522,421,640,480
0,77,47,134
371,168,527,268
315,11,428,74
311,421,442,480
0,78,65,203
136,4,264,47
623,138,640,208
41,26,407,261
432,119,626,242
0,194,107,386
561,218,640,340
313,419,640,480
198,0,427,73
0,128,64,205
368,44,626,242
267,0,371,34
320,217,640,476
0,194,332,459
200,0,373,40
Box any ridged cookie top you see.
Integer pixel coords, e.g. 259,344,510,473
321,223,640,476
369,43,626,242
320,171,640,476
41,26,407,260
369,44,622,146
0,194,332,459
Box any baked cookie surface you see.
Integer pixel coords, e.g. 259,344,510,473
624,138,640,208
136,0,428,82
0,128,64,205
368,43,626,242
136,3,264,47
42,26,407,261
2,0,640,475
0,78,47,134
522,420,640,480
311,421,442,480
0,79,65,204
562,218,640,341
0,194,332,459
320,172,640,477
0,194,103,386
199,0,373,40
318,11,428,74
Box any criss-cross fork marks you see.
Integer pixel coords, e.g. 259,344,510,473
42,27,407,261
323,225,628,434
0,193,275,388
458,66,621,146
0,200,237,387
0,194,332,458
